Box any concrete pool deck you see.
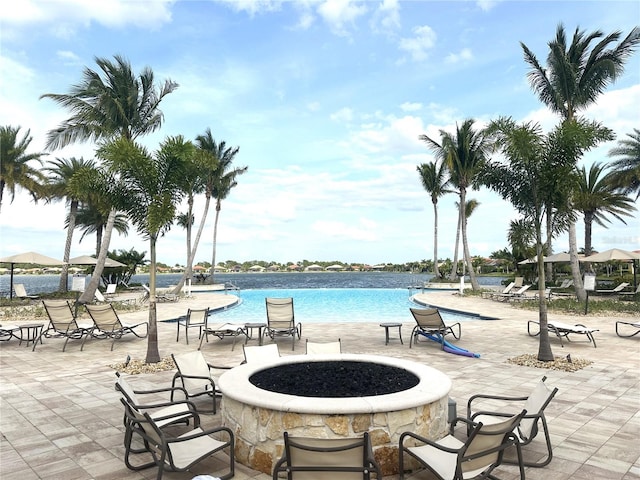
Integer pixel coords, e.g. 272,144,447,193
1,289,638,479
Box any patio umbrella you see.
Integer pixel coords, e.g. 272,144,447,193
0,251,66,300
68,255,126,268
582,248,640,289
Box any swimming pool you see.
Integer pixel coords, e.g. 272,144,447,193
203,288,490,324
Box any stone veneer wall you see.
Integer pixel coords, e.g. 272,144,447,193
221,395,448,476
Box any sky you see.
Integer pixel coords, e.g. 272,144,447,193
1,0,639,267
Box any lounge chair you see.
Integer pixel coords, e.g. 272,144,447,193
399,410,527,480
34,300,94,352
265,297,302,351
306,338,342,354
141,284,179,303
13,283,38,300
615,320,640,338
483,281,514,299
176,308,209,345
115,372,198,468
618,284,640,299
409,307,461,349
105,283,117,298
0,323,20,342
273,431,381,480
171,351,231,414
83,303,149,351
527,319,598,347
493,284,531,301
119,388,234,479
596,282,630,295
198,321,246,351
460,376,558,468
242,343,281,364
94,288,114,304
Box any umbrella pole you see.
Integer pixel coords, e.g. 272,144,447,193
9,264,14,300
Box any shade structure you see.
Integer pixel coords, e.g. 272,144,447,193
518,252,585,265
68,255,126,268
581,248,640,262
582,249,640,290
0,251,66,300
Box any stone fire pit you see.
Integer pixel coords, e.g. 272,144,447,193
217,354,451,475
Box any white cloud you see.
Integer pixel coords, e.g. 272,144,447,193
330,107,354,123
400,102,422,112
317,0,368,36
398,25,436,62
371,0,401,35
445,48,473,64
311,219,378,241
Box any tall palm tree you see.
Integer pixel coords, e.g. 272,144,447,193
74,203,129,255
41,55,177,306
607,128,640,200
420,119,491,290
573,163,636,255
194,129,246,283
521,24,640,301
43,157,96,291
0,125,47,213
98,136,189,364
416,160,450,278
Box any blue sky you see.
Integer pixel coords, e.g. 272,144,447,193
1,0,639,267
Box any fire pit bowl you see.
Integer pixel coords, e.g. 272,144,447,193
218,353,451,475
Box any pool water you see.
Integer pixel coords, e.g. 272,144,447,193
204,288,487,324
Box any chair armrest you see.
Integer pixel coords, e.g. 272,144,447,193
207,363,234,370
166,425,234,444
132,397,197,413
133,385,189,397
399,431,460,454
467,392,528,411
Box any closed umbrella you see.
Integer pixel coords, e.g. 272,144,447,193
0,251,66,300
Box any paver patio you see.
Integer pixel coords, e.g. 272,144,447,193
1,289,638,479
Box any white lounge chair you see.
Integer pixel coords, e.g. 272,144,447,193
596,282,629,295
306,338,342,354
13,283,38,300
242,343,281,364
615,320,640,338
527,320,598,347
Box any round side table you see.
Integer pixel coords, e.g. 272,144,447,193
19,323,44,347
379,323,403,345
244,323,266,345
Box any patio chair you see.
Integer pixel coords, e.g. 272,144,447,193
399,410,527,480
493,284,531,301
618,284,640,299
273,431,381,480
119,392,234,479
409,307,461,349
105,283,117,298
84,303,149,351
527,319,598,348
171,351,232,414
142,284,179,303
596,281,630,295
0,323,20,342
13,283,38,300
198,321,246,351
33,300,94,352
94,288,114,304
176,307,209,345
483,281,514,299
242,343,281,364
306,338,342,354
615,320,640,338
460,377,558,468
265,297,302,351
115,372,198,467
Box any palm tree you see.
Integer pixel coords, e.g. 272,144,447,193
508,218,536,264
41,55,177,305
43,157,96,291
420,119,491,290
0,125,47,213
607,128,640,200
573,163,636,255
194,129,246,283
74,203,129,255
98,135,190,364
521,24,640,301
416,160,450,278
458,198,480,277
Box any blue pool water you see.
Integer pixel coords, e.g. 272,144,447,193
203,288,490,324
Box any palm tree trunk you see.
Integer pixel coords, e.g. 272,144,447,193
58,200,78,292
544,205,553,281
449,208,461,281
535,222,554,361
171,196,211,294
209,201,221,284
460,188,479,290
584,212,594,256
145,235,160,364
568,220,586,301
433,201,440,278
80,209,116,303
